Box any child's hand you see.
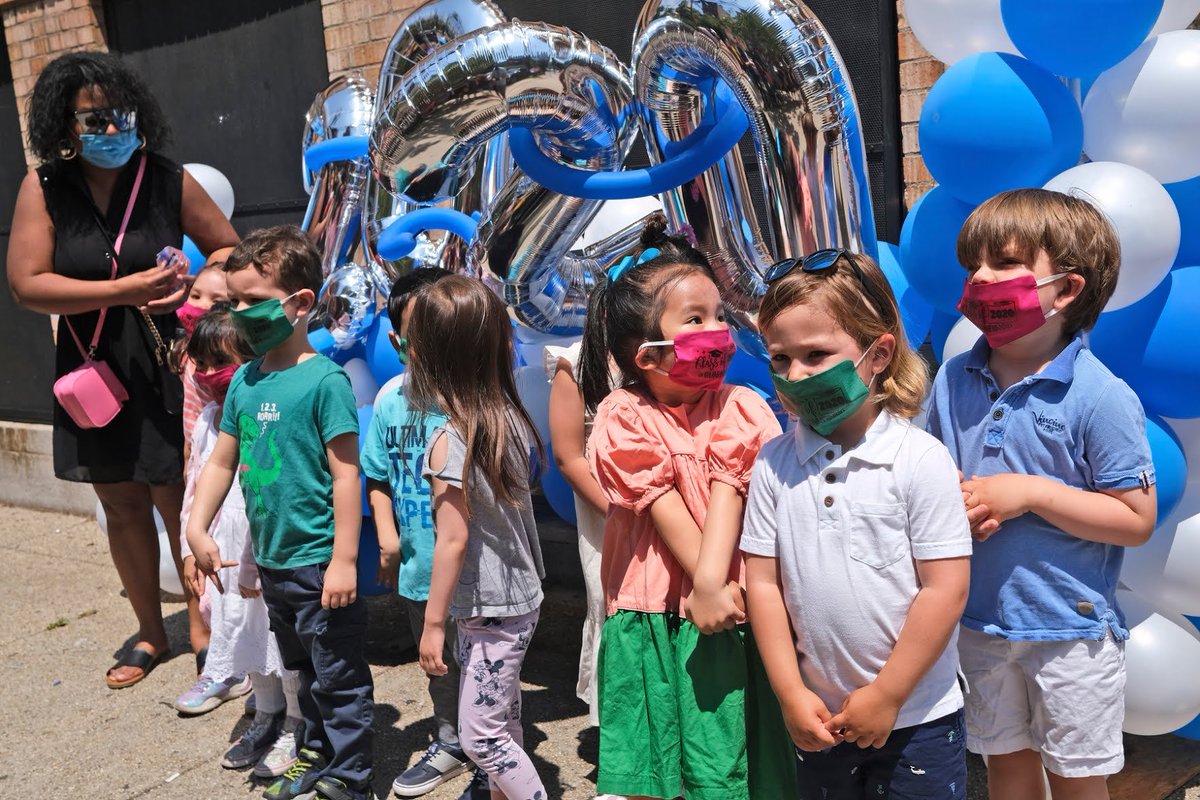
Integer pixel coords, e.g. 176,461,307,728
321,559,357,609
962,474,1030,540
782,689,841,752
960,471,1002,541
191,534,237,595
420,623,448,677
685,579,747,634
182,556,199,598
239,584,262,599
376,539,401,591
826,683,902,749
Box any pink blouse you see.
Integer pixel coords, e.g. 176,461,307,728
588,384,781,616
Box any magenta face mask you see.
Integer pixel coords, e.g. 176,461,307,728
638,328,736,392
957,273,1067,348
194,365,238,403
176,302,206,336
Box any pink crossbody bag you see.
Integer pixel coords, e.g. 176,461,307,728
53,154,146,429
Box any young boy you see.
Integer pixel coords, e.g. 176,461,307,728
187,225,374,800
928,189,1157,800
360,268,488,800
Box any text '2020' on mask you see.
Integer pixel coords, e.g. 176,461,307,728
638,328,736,392
958,273,1067,349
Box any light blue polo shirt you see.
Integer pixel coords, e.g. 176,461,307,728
927,334,1154,642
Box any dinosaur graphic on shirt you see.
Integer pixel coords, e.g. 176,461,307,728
237,412,282,518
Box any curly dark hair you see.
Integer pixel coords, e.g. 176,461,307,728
26,51,171,164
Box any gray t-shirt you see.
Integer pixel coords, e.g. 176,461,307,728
423,418,545,619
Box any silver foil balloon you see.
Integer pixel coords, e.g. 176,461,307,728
362,0,512,285
632,0,877,334
300,73,375,278
372,21,638,334
313,262,378,350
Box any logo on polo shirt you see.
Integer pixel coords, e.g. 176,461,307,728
1032,410,1065,434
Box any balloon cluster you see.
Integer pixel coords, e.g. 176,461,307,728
899,0,1200,738
180,162,237,271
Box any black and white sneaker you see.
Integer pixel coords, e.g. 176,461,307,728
391,741,471,797
223,711,285,769
457,768,491,800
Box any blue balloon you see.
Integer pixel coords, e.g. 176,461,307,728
878,242,934,350
929,311,961,363
357,404,374,453
1001,0,1162,78
1147,415,1187,525
1091,266,1200,419
1165,176,1200,268
308,327,364,365
541,444,578,525
1174,615,1200,740
355,516,392,598
377,208,478,261
365,315,405,387
899,187,976,314
182,235,206,275
919,53,1082,205
304,135,370,172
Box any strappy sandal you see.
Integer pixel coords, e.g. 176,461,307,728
105,646,169,689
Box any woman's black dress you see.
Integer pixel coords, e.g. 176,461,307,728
38,152,185,485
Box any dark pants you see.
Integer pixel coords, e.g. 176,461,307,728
794,710,967,800
260,563,374,790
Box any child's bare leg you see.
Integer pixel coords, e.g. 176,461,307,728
1047,772,1109,800
988,750,1048,800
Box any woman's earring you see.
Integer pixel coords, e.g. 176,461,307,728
137,135,147,150
58,142,77,160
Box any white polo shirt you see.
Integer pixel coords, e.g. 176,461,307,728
741,411,972,730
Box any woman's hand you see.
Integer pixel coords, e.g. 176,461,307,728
117,264,180,308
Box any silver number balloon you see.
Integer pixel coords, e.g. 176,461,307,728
300,73,375,279
362,0,511,285
312,262,378,350
632,0,877,334
372,21,638,334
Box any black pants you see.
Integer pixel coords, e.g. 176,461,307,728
260,563,374,789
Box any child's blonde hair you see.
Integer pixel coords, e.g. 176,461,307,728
758,251,927,419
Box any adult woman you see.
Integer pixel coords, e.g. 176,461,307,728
7,52,238,688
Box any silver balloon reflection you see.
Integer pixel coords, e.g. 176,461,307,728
362,0,511,285
312,263,378,350
372,21,637,334
300,73,375,278
632,0,877,338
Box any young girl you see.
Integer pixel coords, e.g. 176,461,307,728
410,275,547,800
741,250,972,799
578,216,792,800
179,306,301,778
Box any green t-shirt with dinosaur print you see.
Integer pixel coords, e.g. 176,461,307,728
220,354,359,570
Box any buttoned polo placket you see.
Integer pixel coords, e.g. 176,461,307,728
809,442,844,532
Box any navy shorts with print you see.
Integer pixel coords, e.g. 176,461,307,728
794,710,967,800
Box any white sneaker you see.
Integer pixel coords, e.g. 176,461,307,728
253,718,302,778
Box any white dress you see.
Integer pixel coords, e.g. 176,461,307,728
181,403,287,682
544,342,607,727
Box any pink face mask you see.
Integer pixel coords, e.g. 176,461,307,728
176,302,206,336
194,365,238,403
957,273,1067,349
638,328,736,392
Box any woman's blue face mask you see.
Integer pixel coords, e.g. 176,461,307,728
78,127,140,169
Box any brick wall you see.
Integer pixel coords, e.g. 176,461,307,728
320,0,422,85
895,0,942,210
1,0,107,166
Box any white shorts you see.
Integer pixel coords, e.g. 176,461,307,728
958,625,1126,778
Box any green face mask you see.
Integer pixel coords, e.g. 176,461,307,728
230,292,300,356
771,345,875,437
394,337,409,365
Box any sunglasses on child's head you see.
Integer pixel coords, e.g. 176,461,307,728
71,107,137,136
765,248,891,321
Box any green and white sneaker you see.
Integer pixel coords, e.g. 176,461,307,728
262,747,325,800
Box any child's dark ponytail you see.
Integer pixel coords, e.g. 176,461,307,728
579,278,613,414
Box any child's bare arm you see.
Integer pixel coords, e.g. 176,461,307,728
322,431,361,609
185,431,239,592
368,479,401,589
421,432,469,677
687,481,747,633
649,490,703,578
548,362,608,514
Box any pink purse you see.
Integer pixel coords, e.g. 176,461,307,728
53,155,146,429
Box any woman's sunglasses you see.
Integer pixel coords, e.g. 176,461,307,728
72,107,137,135
764,248,891,320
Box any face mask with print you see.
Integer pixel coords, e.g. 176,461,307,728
175,302,206,337
771,343,877,437
638,328,736,392
957,273,1068,349
79,128,140,170
194,364,238,403
230,292,302,356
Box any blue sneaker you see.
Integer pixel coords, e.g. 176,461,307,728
457,768,490,800
174,674,251,716
263,748,326,800
391,741,470,797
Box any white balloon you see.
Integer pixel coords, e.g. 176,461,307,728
183,162,236,219
96,500,183,595
514,364,552,452
1148,0,1200,38
1043,162,1180,310
341,357,380,408
1119,589,1200,736
905,0,1018,65
1083,31,1200,184
940,316,982,364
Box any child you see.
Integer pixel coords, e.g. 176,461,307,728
179,305,302,778
544,340,608,730
741,249,972,799
928,189,1157,800
408,275,547,800
579,216,789,800
361,267,491,799
172,262,236,711
187,225,374,800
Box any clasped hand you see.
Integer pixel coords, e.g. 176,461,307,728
685,579,746,634
960,471,1032,542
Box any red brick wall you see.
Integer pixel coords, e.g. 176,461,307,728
896,0,942,210
320,0,422,85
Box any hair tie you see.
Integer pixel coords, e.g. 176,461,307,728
607,247,661,283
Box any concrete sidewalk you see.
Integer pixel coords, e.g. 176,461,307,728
1,504,1198,799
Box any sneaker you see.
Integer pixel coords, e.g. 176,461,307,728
254,718,302,778
222,711,284,769
457,769,490,800
245,690,257,717
263,747,326,800
314,776,376,800
391,741,471,796
174,674,252,716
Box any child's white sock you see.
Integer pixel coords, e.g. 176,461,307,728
250,672,285,716
283,671,301,722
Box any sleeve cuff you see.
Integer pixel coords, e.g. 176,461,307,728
710,471,749,497
632,483,674,515
321,423,359,445
1094,466,1155,491
739,536,777,557
911,539,973,561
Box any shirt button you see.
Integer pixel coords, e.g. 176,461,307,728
992,409,1003,420
823,496,834,507
825,450,835,461
825,473,836,484
989,391,999,401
